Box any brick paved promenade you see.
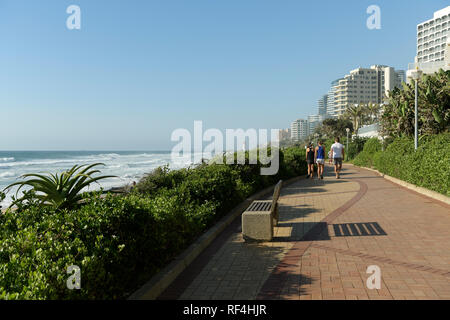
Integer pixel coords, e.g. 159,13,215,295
158,164,450,300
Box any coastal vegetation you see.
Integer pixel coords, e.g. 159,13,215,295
0,147,306,299
314,118,353,138
4,163,115,210
381,69,450,138
352,133,450,196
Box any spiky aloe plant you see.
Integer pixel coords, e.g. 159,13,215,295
3,163,116,210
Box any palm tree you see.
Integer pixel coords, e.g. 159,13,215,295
4,163,116,210
365,102,381,124
345,104,364,134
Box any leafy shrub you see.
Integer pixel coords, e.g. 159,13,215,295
352,151,372,167
362,138,382,154
347,136,368,160
0,192,217,299
353,133,450,196
372,151,383,169
352,138,382,167
135,164,191,196
282,147,307,177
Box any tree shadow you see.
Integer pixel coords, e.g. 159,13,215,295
257,271,316,299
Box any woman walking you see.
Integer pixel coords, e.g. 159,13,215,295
306,143,315,179
315,140,326,180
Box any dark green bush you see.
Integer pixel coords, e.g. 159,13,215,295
362,137,382,154
352,138,382,167
375,133,450,196
0,192,217,299
352,151,372,167
347,136,368,160
353,133,450,196
282,147,308,177
0,147,307,299
135,164,191,196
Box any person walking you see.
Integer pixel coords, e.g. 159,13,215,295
315,140,326,180
330,137,345,179
305,142,315,179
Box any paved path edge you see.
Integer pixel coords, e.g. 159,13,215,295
128,175,305,300
351,164,450,206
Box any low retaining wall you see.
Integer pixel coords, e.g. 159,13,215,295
128,175,304,300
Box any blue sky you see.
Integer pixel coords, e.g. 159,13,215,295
0,0,447,150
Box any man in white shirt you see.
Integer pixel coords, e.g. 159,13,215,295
330,137,345,179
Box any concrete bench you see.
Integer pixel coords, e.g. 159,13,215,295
242,180,282,242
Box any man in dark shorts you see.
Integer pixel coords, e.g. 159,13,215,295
305,143,315,179
330,137,345,179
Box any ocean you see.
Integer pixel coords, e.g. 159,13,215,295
0,151,197,208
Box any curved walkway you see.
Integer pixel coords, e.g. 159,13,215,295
158,164,450,300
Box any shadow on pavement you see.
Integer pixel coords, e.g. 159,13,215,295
273,222,331,242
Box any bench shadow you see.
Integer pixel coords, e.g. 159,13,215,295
332,222,387,237
273,222,331,242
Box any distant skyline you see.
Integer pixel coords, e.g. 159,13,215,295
1,0,448,150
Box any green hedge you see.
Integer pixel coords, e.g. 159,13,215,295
353,133,450,197
346,137,368,160
0,193,217,299
0,147,307,299
352,138,382,167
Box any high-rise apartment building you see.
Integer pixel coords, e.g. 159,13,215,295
408,6,450,76
317,95,328,115
290,119,309,141
332,65,404,117
327,78,342,118
416,6,450,64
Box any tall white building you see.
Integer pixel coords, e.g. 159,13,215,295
332,65,404,117
290,119,309,141
409,6,450,75
327,78,342,118
416,6,450,64
317,95,328,115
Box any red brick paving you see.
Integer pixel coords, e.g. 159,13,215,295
159,164,450,300
257,165,450,300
